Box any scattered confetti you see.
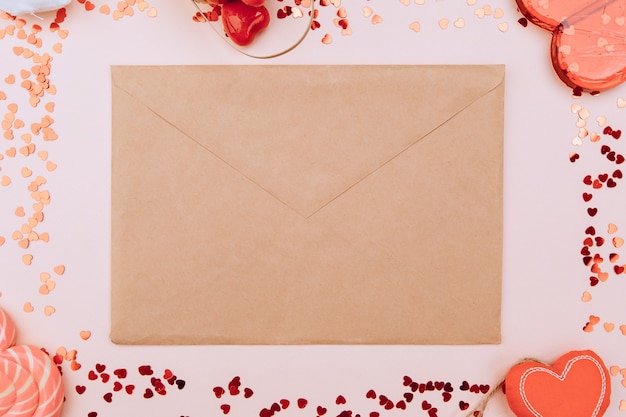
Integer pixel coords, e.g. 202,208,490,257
409,21,420,32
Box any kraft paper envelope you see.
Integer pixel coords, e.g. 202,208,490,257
110,65,504,345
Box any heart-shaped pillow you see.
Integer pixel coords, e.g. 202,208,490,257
505,350,610,417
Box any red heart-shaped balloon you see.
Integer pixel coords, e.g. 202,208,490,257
505,350,610,417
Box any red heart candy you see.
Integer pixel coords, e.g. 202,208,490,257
221,0,270,46
505,350,611,417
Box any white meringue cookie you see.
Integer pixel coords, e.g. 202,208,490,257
0,0,71,16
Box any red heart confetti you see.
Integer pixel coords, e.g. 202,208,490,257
297,398,308,409
138,365,153,376
75,385,86,394
214,386,226,398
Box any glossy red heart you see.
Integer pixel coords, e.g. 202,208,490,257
222,0,270,46
505,350,610,417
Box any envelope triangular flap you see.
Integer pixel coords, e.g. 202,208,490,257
111,65,504,218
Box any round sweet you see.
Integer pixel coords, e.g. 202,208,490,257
0,359,39,417
0,346,63,417
0,310,16,351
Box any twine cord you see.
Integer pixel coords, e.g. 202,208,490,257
464,357,550,417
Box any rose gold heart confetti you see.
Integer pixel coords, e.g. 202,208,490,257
590,132,601,142
23,302,34,312
39,232,49,242
363,7,373,18
466,0,477,4
620,401,626,411
493,7,504,19
1,175,11,186
620,325,626,335
0,237,4,246
321,33,332,44
475,8,485,18
581,291,592,302
409,21,420,31
572,136,583,146
38,284,49,295
497,22,508,32
54,264,65,275
138,1,148,11
14,206,25,217
438,18,449,29
44,306,55,316
400,0,410,5
65,349,77,361
18,239,29,249
46,280,56,292
37,150,48,160
610,366,621,376
52,43,62,53
22,254,33,265
100,4,111,14
371,14,382,24
46,161,57,171
454,18,465,28
146,7,157,17
596,116,607,126
12,231,22,240
614,237,624,248
0,91,6,100
80,330,92,340
608,223,618,234
21,167,32,177
604,323,615,332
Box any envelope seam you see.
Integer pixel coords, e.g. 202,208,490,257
306,78,505,219
112,82,306,218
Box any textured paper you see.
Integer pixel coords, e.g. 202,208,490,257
110,65,504,345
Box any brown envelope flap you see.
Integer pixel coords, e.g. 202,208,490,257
111,65,504,218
